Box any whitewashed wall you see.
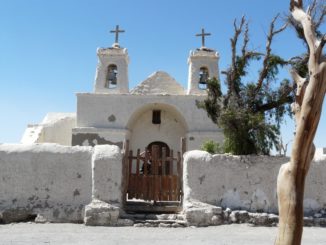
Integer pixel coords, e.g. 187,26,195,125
21,113,76,146
0,144,92,223
183,151,326,214
0,143,124,224
75,94,223,151
129,107,187,153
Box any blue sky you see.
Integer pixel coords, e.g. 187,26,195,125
0,0,325,152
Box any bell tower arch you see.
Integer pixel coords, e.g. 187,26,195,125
187,28,219,95
94,25,129,94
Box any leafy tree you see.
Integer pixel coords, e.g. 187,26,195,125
197,16,295,155
200,140,222,154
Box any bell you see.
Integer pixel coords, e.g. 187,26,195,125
110,78,117,85
199,72,208,84
108,71,117,85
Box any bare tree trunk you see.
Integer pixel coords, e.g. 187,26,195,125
276,1,326,244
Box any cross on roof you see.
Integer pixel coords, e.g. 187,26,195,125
195,28,211,47
110,25,125,47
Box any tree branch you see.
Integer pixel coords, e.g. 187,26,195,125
290,69,306,97
307,0,317,16
255,96,294,112
231,16,246,72
316,34,326,61
226,16,246,103
315,6,326,29
242,23,249,58
255,14,287,92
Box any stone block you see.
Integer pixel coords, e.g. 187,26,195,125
84,200,120,226
185,207,223,226
116,219,134,226
229,210,250,223
35,214,48,224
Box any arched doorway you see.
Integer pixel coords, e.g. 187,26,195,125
147,141,170,156
146,141,171,175
124,139,185,213
126,103,188,154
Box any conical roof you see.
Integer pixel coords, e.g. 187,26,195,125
130,71,185,95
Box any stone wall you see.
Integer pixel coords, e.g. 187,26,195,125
183,151,326,215
0,144,124,224
0,144,92,223
1,144,325,225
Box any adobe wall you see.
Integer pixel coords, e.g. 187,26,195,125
183,151,326,214
0,144,123,224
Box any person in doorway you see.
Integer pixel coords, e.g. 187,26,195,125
140,150,152,174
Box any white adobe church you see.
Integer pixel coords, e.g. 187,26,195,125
22,26,223,153
3,26,326,226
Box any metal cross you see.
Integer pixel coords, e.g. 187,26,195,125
196,28,211,47
110,25,125,44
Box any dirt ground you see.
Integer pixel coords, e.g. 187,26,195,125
0,223,325,245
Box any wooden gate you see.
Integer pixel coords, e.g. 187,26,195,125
123,140,184,207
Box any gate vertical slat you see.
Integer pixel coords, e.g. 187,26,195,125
136,149,141,199
162,147,166,175
152,145,159,201
177,151,182,201
161,147,165,200
144,148,149,175
169,150,173,201
143,148,149,200
180,137,186,202
123,140,129,205
161,147,166,200
128,150,133,199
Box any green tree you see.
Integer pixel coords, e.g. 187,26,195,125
197,16,295,155
200,140,222,154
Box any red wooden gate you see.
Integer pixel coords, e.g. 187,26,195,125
124,141,184,204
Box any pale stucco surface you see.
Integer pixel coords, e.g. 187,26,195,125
187,49,219,95
74,93,223,153
21,113,76,146
94,47,129,94
1,144,325,224
91,145,123,204
0,144,124,223
183,151,326,214
71,46,223,153
0,143,92,222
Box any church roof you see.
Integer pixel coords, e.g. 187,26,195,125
130,71,186,95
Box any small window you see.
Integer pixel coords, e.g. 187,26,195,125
105,64,118,89
198,67,209,90
152,110,161,124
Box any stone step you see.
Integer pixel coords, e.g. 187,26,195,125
120,213,185,221
119,212,187,227
133,219,187,228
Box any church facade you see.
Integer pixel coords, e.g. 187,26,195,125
22,27,223,154
71,31,222,154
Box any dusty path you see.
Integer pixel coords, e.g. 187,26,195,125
0,223,325,245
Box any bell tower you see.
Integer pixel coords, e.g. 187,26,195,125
94,25,129,94
187,28,219,95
